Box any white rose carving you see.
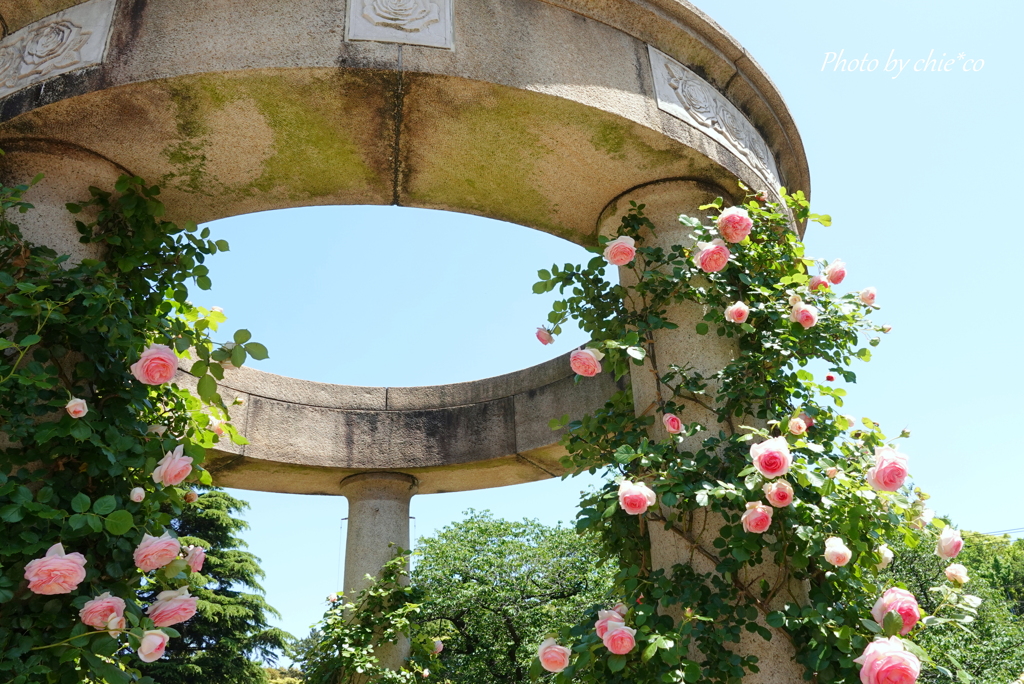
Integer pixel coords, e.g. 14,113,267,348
363,0,440,32
0,41,23,90
21,19,90,75
666,66,717,129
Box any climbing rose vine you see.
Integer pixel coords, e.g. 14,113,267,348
530,188,981,682
0,174,266,683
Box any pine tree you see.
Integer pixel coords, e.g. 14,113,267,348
140,489,291,683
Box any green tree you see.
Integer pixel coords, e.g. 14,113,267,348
413,511,616,684
139,489,290,683
887,527,1024,683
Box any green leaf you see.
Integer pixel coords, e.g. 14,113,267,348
92,495,117,516
766,611,785,628
71,492,91,513
695,323,709,335
882,610,904,637
104,510,134,535
642,641,658,662
70,421,92,440
860,618,882,634
197,374,217,401
244,342,269,360
608,654,627,672
198,469,213,486
233,329,252,344
230,344,247,368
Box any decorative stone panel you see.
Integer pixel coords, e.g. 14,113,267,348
648,46,781,188
0,0,116,99
346,0,454,50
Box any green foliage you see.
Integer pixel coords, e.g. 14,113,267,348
413,511,616,683
0,172,266,682
531,189,969,682
887,530,1024,683
138,489,290,683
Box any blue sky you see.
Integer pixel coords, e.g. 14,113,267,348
186,0,1023,652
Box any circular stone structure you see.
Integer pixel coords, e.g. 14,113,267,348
0,0,810,678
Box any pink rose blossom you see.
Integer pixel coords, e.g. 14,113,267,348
133,532,181,572
808,275,830,292
762,480,794,508
137,629,171,663
865,446,909,492
611,602,628,617
602,625,636,655
790,301,819,329
871,587,921,635
724,301,750,324
537,638,571,673
23,543,87,595
147,586,198,627
422,670,430,678
935,527,964,560
749,437,792,479
536,327,554,345
130,487,146,503
662,413,682,434
860,287,877,306
618,481,656,515
594,609,625,638
65,397,88,419
740,501,773,534
854,637,921,684
824,537,852,567
570,348,604,377
130,344,178,385
788,416,808,436
788,293,802,306
105,613,126,637
945,563,969,584
877,544,894,570
184,545,206,573
825,259,847,285
693,239,730,273
432,639,444,654
151,445,193,487
148,424,167,437
603,236,637,266
799,412,814,428
210,420,226,437
717,207,753,243
826,467,839,479
826,373,836,381
79,592,126,631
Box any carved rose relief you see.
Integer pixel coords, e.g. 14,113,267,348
666,65,717,128
0,42,23,89
362,0,440,32
21,19,91,75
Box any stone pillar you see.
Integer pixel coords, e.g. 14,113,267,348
338,471,418,672
0,141,126,264
598,179,805,682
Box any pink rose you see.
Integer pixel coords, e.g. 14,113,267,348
79,592,126,631
945,563,969,584
724,301,750,324
23,543,87,595
865,446,908,492
151,445,193,487
876,544,894,570
147,586,198,627
790,301,819,329
130,344,178,385
935,527,964,560
717,207,753,243
662,413,682,434
825,259,847,285
871,587,920,635
432,639,444,654
65,397,88,419
788,293,802,306
422,670,430,678
537,638,570,673
604,235,637,266
749,437,792,479
799,412,814,428
618,481,656,515
147,424,168,437
826,467,839,479
808,275,830,292
762,480,794,508
570,348,604,377
824,537,852,567
611,602,628,617
788,416,808,436
740,501,773,534
105,613,126,637
881,324,893,333
594,609,625,638
693,239,730,273
854,637,921,684
210,420,226,437
860,287,877,306
536,327,554,345
184,545,206,573
137,629,171,663
602,625,636,655
133,532,181,572
130,487,146,503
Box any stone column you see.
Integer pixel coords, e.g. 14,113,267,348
598,179,805,682
338,471,418,672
